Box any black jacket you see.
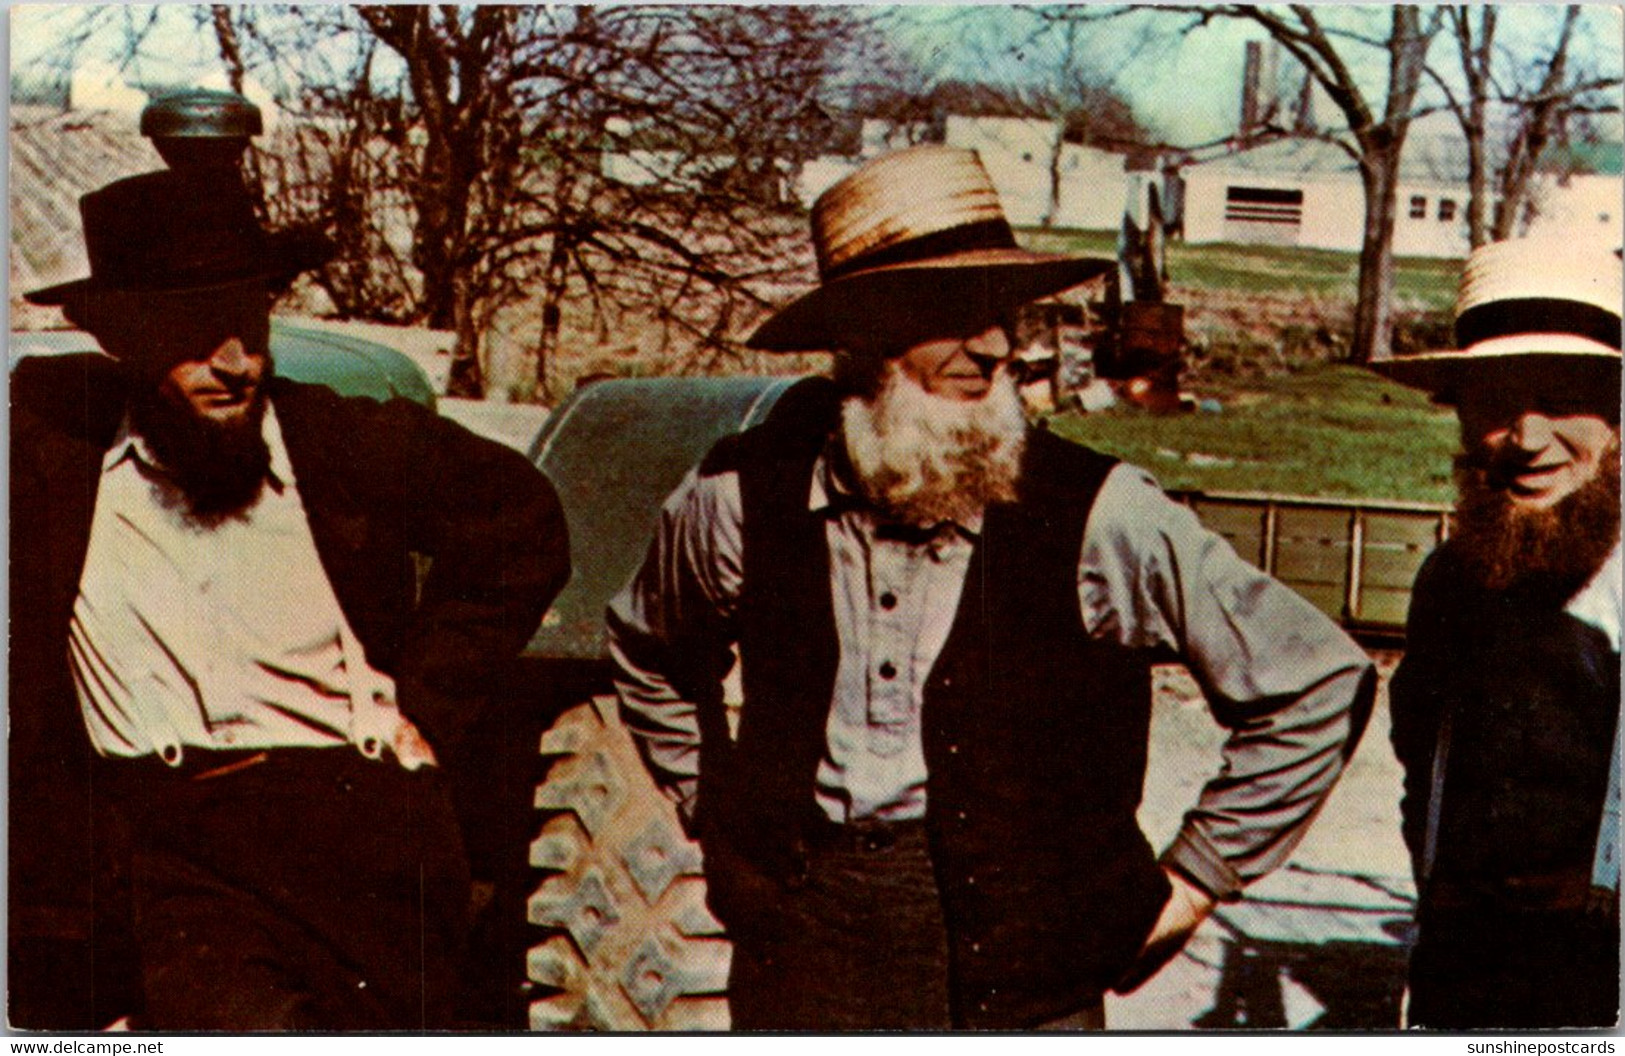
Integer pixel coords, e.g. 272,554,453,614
9,353,570,988
1389,543,1618,900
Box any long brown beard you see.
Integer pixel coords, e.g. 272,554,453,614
1451,438,1621,595
840,364,1027,527
128,382,272,528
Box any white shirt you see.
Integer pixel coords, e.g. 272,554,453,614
1566,539,1623,652
68,402,406,767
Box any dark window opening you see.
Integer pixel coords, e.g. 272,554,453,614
1223,185,1304,225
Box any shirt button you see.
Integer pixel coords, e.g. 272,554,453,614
956,810,968,823
878,661,897,680
970,941,982,953
879,592,897,610
966,875,977,886
948,744,959,755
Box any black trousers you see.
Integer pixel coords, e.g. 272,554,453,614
1407,903,1620,1029
722,821,1106,1031
725,821,954,1030
107,748,470,1031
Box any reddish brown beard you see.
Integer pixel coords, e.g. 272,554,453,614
1451,438,1621,595
128,381,272,527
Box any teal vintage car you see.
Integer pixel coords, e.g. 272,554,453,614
7,321,437,409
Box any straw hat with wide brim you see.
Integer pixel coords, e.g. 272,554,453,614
748,145,1112,353
1373,238,1622,400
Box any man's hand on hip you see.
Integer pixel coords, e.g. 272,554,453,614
392,718,439,771
1111,866,1216,995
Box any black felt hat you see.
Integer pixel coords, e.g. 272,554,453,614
24,169,331,308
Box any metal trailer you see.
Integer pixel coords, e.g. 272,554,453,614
1170,490,1451,642
514,375,1449,1030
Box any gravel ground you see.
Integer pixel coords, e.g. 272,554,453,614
1107,651,1416,1030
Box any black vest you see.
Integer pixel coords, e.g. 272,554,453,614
694,379,1170,1027
1424,549,1620,898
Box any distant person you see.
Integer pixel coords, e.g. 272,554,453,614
607,145,1377,1030
1379,238,1621,1028
10,169,571,1029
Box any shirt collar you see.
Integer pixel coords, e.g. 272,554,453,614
807,442,985,539
1566,537,1623,653
104,399,295,493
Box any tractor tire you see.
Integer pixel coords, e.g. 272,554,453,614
527,695,731,1031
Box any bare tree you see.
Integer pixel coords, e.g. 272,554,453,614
1032,5,1442,364
1433,6,1622,249
1438,6,1498,248
201,5,878,398
1209,7,1444,365
1488,7,1621,241
1012,8,1156,228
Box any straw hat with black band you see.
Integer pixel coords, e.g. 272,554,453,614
748,145,1112,353
1374,238,1622,403
24,169,332,336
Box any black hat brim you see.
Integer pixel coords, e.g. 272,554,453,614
23,228,334,307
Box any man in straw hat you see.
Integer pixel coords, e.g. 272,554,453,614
1378,239,1621,1029
10,168,571,1029
609,145,1376,1030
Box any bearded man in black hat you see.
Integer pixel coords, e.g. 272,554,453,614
1379,239,1622,1029
10,169,571,1030
608,146,1378,1030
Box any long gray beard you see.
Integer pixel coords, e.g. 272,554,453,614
1451,437,1622,596
840,365,1027,527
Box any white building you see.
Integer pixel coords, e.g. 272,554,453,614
69,61,148,115
1180,134,1623,258
796,115,1132,229
601,149,736,191
1526,171,1621,242
860,118,931,156
197,73,281,132
941,116,1128,230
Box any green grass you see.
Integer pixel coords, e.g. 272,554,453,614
1045,362,1461,504
1005,231,1464,502
1018,229,1460,311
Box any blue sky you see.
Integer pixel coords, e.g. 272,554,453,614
11,4,1622,148
888,5,1623,145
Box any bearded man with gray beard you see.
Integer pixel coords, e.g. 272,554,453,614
1380,239,1622,1029
608,146,1376,1030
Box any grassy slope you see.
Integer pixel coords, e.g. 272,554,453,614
1019,230,1461,310
1015,231,1464,503
1045,362,1462,504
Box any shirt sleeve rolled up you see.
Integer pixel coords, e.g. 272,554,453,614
1080,464,1377,900
607,466,745,827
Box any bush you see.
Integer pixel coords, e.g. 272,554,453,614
1391,310,1454,356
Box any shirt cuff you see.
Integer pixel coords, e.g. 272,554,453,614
1161,824,1245,902
671,780,700,835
